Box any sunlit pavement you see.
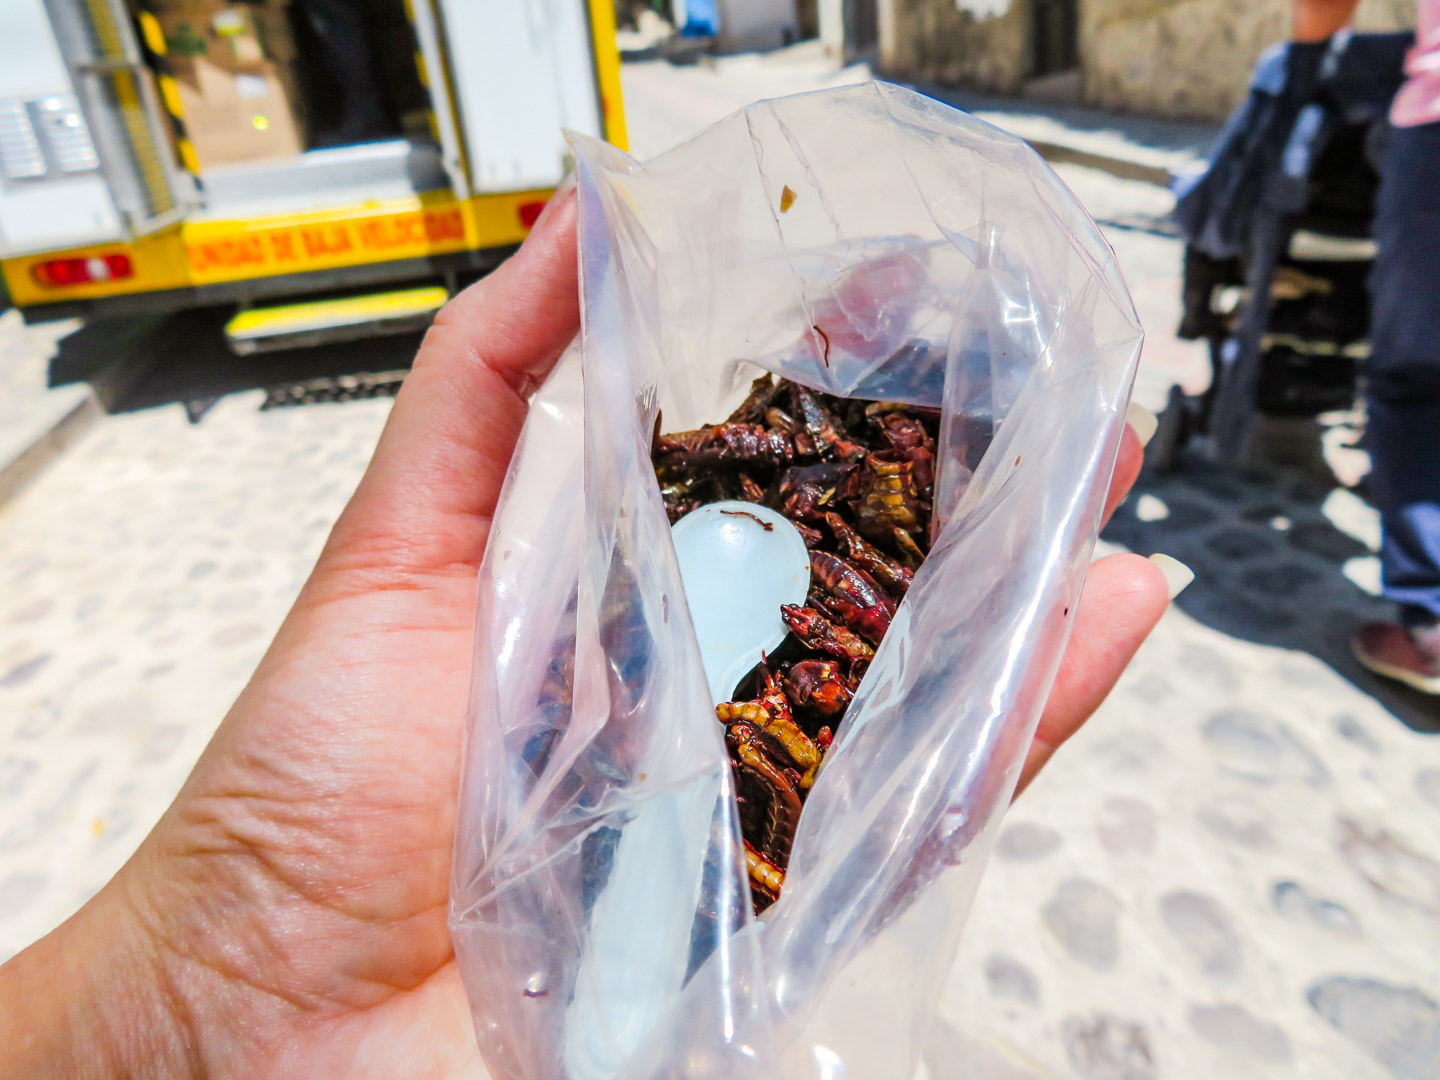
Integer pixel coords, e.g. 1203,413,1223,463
0,49,1437,1080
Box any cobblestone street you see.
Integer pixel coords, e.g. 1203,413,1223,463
2,51,1439,1080
941,454,1440,1080
0,391,391,954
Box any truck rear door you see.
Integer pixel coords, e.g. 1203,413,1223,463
32,0,191,241
0,0,127,256
429,0,609,193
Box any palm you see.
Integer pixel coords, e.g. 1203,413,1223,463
133,423,500,1079
120,218,584,1077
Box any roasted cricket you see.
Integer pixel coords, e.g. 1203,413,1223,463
653,376,939,912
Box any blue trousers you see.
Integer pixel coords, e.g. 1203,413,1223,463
1368,120,1440,628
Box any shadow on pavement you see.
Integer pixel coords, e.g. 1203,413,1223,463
1105,447,1440,735
47,309,422,416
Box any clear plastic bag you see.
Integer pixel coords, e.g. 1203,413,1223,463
450,82,1142,1080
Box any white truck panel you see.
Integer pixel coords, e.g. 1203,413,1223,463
0,0,69,99
436,0,602,193
0,0,122,256
0,177,123,255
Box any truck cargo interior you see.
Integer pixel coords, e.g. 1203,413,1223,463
150,0,444,216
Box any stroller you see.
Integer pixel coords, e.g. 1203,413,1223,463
1156,30,1413,471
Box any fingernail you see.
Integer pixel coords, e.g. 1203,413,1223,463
1127,401,1159,448
1149,553,1194,600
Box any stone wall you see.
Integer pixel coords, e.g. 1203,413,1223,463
880,0,1415,120
882,0,1033,96
1081,0,1415,120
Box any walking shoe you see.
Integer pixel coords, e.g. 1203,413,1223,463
1352,621,1440,694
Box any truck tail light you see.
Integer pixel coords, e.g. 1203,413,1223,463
30,254,134,288
517,200,547,229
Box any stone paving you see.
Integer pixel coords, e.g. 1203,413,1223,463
0,392,391,957
1,53,1438,1080
927,453,1440,1080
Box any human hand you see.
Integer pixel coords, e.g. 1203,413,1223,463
1291,0,1360,43
0,182,1173,1079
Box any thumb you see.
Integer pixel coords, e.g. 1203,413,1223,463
323,183,580,581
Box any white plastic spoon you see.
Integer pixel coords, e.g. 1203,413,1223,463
562,501,811,1080
670,500,813,704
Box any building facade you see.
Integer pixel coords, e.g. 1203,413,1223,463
877,0,1415,121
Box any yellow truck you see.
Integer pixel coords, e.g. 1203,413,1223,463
0,0,625,351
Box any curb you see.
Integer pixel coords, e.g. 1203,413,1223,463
0,390,101,511
1022,139,1176,187
0,312,167,512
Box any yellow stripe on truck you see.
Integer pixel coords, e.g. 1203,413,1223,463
137,10,167,56
157,74,184,119
226,286,449,340
177,138,201,175
587,0,628,151
184,195,470,283
0,189,552,307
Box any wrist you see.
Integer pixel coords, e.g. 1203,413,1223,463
0,876,199,1079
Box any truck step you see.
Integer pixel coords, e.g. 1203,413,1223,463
225,286,448,355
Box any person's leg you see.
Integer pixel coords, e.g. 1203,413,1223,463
1354,121,1440,689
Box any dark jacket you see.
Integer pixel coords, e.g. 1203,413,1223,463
1173,31,1412,261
